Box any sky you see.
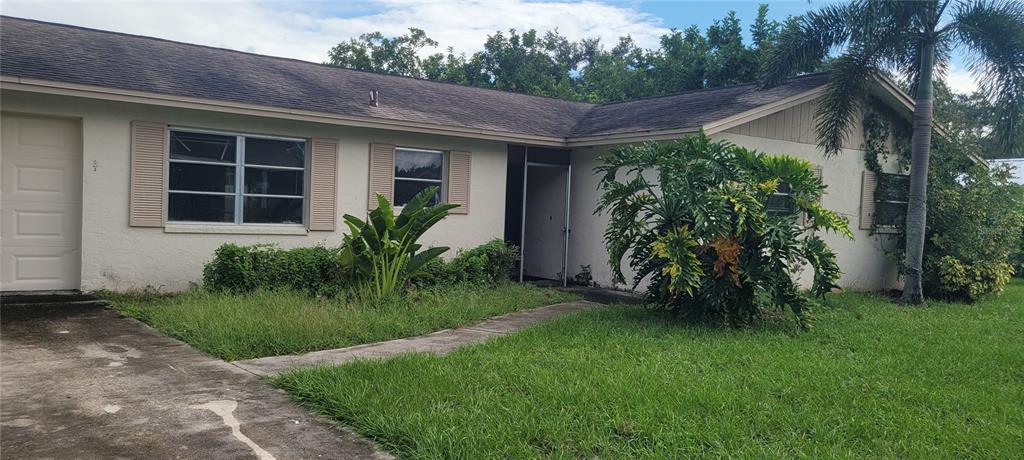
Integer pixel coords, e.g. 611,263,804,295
1,0,979,94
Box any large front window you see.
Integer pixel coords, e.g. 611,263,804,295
394,147,445,206
167,129,306,224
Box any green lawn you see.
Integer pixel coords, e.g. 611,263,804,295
106,284,578,361
274,281,1024,458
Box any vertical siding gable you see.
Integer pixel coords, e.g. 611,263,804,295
725,99,866,149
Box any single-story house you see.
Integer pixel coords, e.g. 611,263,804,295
1,16,912,293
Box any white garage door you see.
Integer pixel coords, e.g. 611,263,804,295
1,114,83,291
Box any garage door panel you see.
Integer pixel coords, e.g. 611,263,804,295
2,156,83,204
1,114,81,160
1,246,81,289
1,201,82,247
1,114,82,291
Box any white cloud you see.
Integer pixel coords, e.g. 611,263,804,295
944,65,980,95
1,0,669,63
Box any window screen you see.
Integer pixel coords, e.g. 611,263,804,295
394,148,444,206
167,130,306,224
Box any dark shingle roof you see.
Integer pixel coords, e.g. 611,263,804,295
0,16,831,142
0,17,592,138
569,73,830,138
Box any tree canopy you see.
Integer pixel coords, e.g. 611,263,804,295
326,5,814,103
325,3,1020,159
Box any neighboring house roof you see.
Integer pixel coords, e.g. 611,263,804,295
0,16,894,147
989,159,1024,184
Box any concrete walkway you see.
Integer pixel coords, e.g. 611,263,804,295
233,300,600,376
1,304,389,459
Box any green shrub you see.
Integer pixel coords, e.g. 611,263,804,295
202,243,343,295
444,239,519,285
932,256,1014,301
595,133,851,328
884,138,1024,301
414,239,519,287
1012,225,1024,277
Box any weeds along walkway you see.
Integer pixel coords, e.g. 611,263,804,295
232,301,601,376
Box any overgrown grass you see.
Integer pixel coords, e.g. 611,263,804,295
275,281,1024,458
106,284,578,361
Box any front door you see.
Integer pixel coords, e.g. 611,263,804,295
1,113,83,291
521,163,571,284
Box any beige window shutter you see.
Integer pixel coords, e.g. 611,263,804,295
446,150,471,214
308,138,339,231
368,143,395,208
129,121,167,227
860,170,877,230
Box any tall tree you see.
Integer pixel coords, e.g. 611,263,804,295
706,11,759,86
762,0,1024,303
577,36,653,102
475,29,583,98
933,80,1023,158
327,28,438,78
324,4,813,103
650,26,708,93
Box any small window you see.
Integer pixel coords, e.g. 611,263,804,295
875,173,909,227
766,182,798,216
167,129,306,224
394,148,445,206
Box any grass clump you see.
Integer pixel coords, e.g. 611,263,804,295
274,281,1024,458
107,283,578,361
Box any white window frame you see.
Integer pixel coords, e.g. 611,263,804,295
166,127,309,226
393,147,447,206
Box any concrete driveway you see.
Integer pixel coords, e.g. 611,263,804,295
0,303,388,459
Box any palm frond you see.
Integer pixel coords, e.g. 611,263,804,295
899,33,953,97
761,2,858,87
816,47,880,157
954,0,1024,155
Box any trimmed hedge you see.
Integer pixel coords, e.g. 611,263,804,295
202,239,518,296
417,239,519,287
202,244,344,296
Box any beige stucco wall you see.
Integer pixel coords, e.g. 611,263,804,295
2,90,508,292
567,128,903,292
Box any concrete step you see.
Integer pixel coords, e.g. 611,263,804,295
3,299,109,309
1,291,109,321
1,290,102,305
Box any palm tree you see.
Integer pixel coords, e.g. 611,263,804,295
762,0,1024,303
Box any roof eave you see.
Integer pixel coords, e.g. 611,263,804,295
0,76,571,147
565,127,702,147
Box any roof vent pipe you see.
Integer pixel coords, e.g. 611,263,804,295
370,89,379,107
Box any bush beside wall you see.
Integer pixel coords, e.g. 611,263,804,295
880,138,1024,302
202,244,344,296
417,239,519,287
202,239,518,296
